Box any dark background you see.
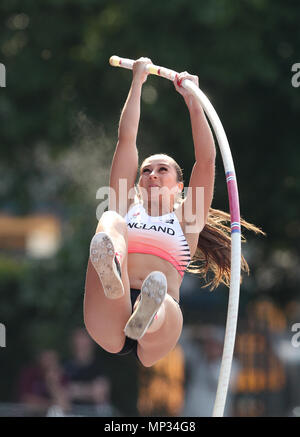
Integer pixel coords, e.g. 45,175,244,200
0,0,299,416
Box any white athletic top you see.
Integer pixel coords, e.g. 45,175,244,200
124,203,191,277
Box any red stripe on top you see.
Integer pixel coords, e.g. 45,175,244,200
127,241,185,277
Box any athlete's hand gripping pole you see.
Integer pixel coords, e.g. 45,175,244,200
110,55,178,81
109,55,242,418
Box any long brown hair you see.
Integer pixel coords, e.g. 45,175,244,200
142,154,265,290
188,208,265,290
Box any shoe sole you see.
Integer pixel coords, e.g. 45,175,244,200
124,271,167,340
89,232,124,299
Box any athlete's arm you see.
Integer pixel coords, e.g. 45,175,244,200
174,72,216,233
109,58,152,214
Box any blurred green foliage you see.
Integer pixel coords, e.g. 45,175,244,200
1,0,300,413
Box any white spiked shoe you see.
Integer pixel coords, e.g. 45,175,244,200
124,271,167,340
89,232,124,299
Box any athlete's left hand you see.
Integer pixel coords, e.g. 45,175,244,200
173,71,199,101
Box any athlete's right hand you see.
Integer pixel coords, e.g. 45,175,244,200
132,57,152,84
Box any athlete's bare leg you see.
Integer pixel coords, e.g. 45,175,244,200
84,211,132,353
137,294,183,367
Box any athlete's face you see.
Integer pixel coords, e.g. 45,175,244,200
138,156,183,208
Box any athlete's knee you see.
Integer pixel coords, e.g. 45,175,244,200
138,355,157,368
100,340,125,355
137,344,177,368
137,347,160,367
84,318,125,354
97,210,127,235
100,210,125,225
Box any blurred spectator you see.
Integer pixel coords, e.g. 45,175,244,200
63,327,112,415
137,344,185,417
180,325,239,417
273,300,300,416
233,298,288,417
16,349,70,416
